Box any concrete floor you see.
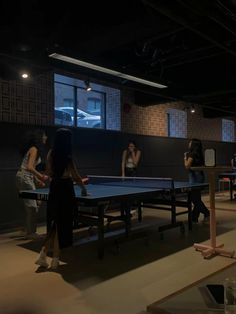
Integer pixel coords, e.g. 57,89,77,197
0,192,236,314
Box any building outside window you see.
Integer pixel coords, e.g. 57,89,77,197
167,108,187,138
87,97,102,115
222,118,235,142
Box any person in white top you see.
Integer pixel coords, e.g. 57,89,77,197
121,140,141,177
16,129,49,239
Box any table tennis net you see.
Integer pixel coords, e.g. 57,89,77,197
88,175,174,189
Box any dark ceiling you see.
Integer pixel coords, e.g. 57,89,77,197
1,0,236,118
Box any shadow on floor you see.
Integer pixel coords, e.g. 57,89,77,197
17,213,234,291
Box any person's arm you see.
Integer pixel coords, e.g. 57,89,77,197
184,153,193,170
26,146,48,183
231,159,234,168
121,150,127,176
132,149,141,167
45,150,52,177
69,160,88,196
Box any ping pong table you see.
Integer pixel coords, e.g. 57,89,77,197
19,175,208,258
218,172,236,200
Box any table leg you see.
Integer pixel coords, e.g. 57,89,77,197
97,204,105,259
230,178,233,201
194,171,235,259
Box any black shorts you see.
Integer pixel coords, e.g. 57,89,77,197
125,167,137,177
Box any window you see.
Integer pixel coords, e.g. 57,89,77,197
167,109,187,138
87,97,102,114
54,74,121,130
222,119,235,142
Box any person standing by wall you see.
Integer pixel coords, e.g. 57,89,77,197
16,129,48,239
184,138,210,223
35,128,88,270
231,152,236,169
121,140,141,177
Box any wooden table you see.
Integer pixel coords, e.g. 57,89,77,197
191,166,235,259
147,263,236,313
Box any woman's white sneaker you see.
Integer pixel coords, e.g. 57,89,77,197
35,250,48,268
50,257,59,270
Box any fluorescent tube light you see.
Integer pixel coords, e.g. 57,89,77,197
49,53,167,89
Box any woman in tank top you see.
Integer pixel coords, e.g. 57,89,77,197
121,140,141,177
16,129,48,239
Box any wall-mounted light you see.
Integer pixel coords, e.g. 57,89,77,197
190,105,195,113
84,80,92,91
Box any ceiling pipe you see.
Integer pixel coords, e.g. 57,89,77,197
177,0,236,37
200,104,236,116
143,0,236,58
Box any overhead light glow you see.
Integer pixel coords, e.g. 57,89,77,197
49,53,167,89
21,73,29,79
190,105,195,113
84,80,92,91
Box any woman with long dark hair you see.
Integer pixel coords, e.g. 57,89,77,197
16,129,48,239
35,128,87,269
121,140,141,177
184,138,210,223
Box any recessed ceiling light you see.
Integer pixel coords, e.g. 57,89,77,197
21,73,29,79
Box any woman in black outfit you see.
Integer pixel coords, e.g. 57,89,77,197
184,138,210,223
35,128,88,269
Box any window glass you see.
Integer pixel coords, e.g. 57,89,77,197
222,119,235,142
54,83,74,126
167,108,187,138
76,88,104,129
54,74,121,130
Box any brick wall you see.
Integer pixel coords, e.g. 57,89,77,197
122,90,236,141
105,87,121,131
0,72,54,125
187,106,222,140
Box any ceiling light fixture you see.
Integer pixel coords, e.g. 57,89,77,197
84,80,92,91
49,53,167,89
21,72,29,79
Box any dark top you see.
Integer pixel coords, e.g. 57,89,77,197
188,152,204,167
232,153,236,168
188,152,205,184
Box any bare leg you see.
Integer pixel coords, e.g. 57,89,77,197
50,226,60,269
40,228,55,255
35,224,60,269
35,225,55,268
